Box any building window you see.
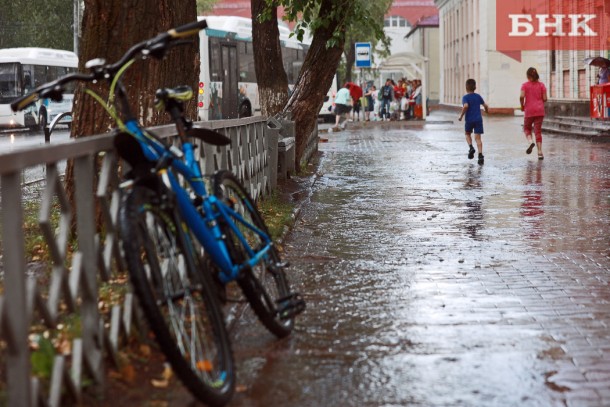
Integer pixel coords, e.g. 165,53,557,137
384,16,409,28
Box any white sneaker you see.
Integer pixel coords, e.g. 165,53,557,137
340,122,347,130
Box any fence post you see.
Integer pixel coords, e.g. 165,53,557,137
266,117,281,189
2,172,31,406
73,155,105,389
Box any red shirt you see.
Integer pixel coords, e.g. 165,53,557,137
349,84,363,101
521,80,546,117
394,85,405,99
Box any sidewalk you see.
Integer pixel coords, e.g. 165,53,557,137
226,110,610,406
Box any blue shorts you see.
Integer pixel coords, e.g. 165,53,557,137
465,120,484,135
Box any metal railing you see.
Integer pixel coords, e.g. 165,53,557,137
0,115,313,406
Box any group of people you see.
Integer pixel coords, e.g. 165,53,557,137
375,77,423,121
458,67,548,165
330,77,424,131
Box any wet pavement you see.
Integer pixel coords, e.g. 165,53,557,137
224,111,610,407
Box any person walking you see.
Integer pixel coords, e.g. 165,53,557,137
458,78,489,165
331,83,352,132
379,78,394,121
520,67,548,160
347,82,363,122
364,84,376,121
394,79,405,120
410,79,423,119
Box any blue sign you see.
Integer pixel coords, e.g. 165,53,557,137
355,42,372,68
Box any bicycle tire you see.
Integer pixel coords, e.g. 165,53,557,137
120,184,235,406
212,170,295,338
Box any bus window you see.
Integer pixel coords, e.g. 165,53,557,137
238,41,255,82
0,63,21,100
283,48,297,84
209,37,222,81
34,65,47,87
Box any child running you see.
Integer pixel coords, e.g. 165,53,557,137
458,78,489,165
520,67,547,159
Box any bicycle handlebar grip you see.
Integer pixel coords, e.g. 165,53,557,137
11,92,39,112
168,19,207,38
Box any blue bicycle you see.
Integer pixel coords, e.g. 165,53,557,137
12,19,304,406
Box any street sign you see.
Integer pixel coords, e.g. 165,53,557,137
355,42,372,68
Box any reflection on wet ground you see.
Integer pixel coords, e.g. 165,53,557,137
227,113,610,407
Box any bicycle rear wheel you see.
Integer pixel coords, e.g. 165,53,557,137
213,170,301,338
120,184,235,406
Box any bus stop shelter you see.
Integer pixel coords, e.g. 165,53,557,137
378,52,429,119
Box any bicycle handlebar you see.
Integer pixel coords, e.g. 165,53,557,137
10,19,208,112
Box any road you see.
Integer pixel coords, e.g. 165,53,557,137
0,127,71,152
0,127,71,189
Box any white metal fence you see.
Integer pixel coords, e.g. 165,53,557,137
0,116,313,406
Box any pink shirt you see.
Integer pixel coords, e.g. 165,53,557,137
521,80,547,117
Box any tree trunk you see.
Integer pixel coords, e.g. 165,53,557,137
284,0,347,166
65,0,198,222
73,0,198,138
344,39,356,83
251,0,289,117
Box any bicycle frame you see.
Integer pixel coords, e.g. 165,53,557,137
123,117,275,284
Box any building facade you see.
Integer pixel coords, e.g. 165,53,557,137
435,0,608,115
404,15,440,102
383,1,438,56
541,0,609,116
435,0,544,113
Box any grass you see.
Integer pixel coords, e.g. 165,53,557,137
22,199,59,263
258,190,295,242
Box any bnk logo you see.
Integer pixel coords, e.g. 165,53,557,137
496,0,610,61
508,14,597,37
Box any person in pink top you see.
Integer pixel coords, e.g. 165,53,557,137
520,67,548,159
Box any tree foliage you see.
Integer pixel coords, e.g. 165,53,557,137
281,0,389,49
342,0,392,83
0,0,74,50
196,0,219,15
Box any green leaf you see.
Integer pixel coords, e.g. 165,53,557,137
31,336,55,379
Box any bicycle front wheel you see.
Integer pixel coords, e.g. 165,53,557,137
213,170,296,338
120,184,235,406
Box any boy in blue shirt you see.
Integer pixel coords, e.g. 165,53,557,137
458,79,489,165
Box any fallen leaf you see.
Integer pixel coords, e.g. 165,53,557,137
151,378,169,388
162,363,173,380
120,364,136,385
139,344,152,358
196,360,213,372
152,363,173,387
58,338,71,355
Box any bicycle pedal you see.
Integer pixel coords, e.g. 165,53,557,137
276,292,305,320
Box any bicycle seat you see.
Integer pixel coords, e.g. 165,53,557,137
154,86,193,109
